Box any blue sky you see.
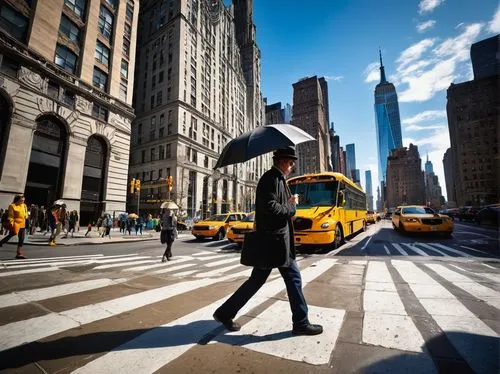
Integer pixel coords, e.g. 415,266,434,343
244,0,499,200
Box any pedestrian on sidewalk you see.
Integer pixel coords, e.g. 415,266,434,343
48,205,60,246
84,222,92,237
126,217,134,235
135,217,143,235
160,208,177,262
213,147,323,336
61,205,69,238
102,214,112,238
0,195,28,259
68,210,77,237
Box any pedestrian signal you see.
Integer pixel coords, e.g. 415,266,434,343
135,179,141,191
167,176,173,192
130,178,135,193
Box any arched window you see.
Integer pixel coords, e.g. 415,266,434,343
25,116,68,207
80,135,108,225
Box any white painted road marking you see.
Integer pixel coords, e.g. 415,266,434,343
402,243,429,256
392,243,409,256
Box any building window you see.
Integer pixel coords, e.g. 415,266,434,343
124,22,131,39
159,71,164,83
141,150,145,163
59,15,81,45
47,81,59,100
137,123,142,144
150,95,155,108
126,1,134,22
158,168,163,178
0,4,28,43
120,59,128,79
92,102,108,121
151,116,156,127
62,90,76,107
166,143,171,158
64,0,87,19
167,123,172,135
119,81,127,101
0,56,19,78
150,129,155,141
123,38,130,57
104,0,117,9
92,67,108,91
95,41,110,66
150,148,156,161
98,5,114,40
55,44,78,74
157,91,163,106
150,170,154,180
159,145,165,160
159,127,164,138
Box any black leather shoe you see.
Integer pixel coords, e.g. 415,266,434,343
292,324,323,335
213,312,241,331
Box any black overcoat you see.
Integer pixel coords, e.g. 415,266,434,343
255,166,296,268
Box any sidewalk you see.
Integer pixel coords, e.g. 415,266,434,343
3,228,162,246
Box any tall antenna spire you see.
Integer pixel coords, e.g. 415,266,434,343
379,48,387,84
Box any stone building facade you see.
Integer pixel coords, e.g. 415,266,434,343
128,0,269,219
442,147,456,207
291,76,330,175
386,144,425,208
0,0,139,225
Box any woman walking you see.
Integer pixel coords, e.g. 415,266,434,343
160,208,177,262
0,195,28,259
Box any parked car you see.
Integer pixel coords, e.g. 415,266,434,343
474,205,500,226
439,208,459,220
191,212,246,241
392,205,454,236
366,210,379,224
457,206,479,221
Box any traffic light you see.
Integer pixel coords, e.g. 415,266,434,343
167,176,173,192
130,178,135,193
135,179,141,192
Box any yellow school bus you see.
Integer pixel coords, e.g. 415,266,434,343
287,172,367,249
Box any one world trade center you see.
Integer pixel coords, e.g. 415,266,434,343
374,50,403,182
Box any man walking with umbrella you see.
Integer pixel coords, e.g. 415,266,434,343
213,146,323,335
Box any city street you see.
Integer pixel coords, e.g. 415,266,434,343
0,221,498,373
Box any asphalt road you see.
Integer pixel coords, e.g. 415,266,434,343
0,220,498,373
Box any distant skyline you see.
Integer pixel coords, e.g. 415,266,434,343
248,0,500,199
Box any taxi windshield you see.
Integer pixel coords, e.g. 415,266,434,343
289,181,339,208
206,214,227,221
402,207,435,215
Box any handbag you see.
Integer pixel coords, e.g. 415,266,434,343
241,230,288,269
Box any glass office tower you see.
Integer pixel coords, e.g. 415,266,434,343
346,143,356,180
374,50,403,182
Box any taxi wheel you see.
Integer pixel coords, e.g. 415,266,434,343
399,222,406,233
333,224,344,249
214,228,225,241
195,235,204,241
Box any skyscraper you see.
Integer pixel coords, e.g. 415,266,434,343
424,154,434,174
374,49,403,183
345,143,356,181
292,76,330,174
470,34,500,80
365,170,373,210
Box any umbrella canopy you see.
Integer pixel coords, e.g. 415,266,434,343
214,124,315,169
160,201,179,210
54,199,65,206
127,213,139,219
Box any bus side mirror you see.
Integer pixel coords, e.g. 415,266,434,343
337,192,345,207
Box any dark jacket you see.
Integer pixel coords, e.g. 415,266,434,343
255,166,296,268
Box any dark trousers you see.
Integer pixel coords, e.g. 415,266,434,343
215,260,309,328
0,228,26,247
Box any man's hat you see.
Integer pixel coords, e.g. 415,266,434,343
273,146,297,160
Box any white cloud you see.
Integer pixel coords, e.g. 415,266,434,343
488,5,500,33
405,124,446,131
402,110,447,125
324,75,344,82
363,62,380,83
416,20,437,33
418,0,445,14
397,39,435,68
433,23,483,61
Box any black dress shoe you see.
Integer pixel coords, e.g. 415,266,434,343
213,312,241,331
292,324,323,335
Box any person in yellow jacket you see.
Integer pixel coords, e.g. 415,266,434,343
0,195,28,259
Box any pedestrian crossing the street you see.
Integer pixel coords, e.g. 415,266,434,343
0,253,498,373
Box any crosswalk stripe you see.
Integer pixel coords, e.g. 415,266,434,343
402,243,429,256
429,243,472,258
71,259,337,374
363,262,426,352
194,254,227,261
150,263,197,275
190,251,213,257
0,268,258,352
0,278,128,308
424,264,500,310
415,243,449,256
392,243,409,256
449,264,500,283
203,257,240,268
195,263,243,278
4,259,95,269
122,256,194,272
383,245,391,255
93,259,158,270
392,260,498,374
459,245,491,256
174,270,198,277
482,263,497,270
0,267,60,277
0,254,134,265
91,256,153,264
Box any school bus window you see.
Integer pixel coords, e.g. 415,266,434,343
289,181,339,208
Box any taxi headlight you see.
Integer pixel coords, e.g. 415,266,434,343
208,226,216,230
321,223,330,229
405,218,418,223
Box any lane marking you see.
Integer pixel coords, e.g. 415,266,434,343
361,236,373,251
93,260,157,270
123,257,194,272
391,243,409,256
190,252,214,257
194,254,228,261
71,259,337,374
0,278,128,308
459,246,491,256
151,263,196,275
195,263,243,278
383,245,391,255
482,263,498,270
414,243,449,257
204,257,240,268
4,259,94,269
0,267,60,277
0,253,134,265
449,264,500,284
402,243,429,257
430,243,472,258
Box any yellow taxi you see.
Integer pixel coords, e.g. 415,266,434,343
392,205,454,236
227,212,255,245
192,212,246,241
366,210,378,224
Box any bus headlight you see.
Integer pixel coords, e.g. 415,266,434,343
321,223,330,229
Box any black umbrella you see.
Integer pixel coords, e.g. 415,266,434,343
214,124,315,169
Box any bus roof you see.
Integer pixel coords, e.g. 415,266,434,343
288,172,364,193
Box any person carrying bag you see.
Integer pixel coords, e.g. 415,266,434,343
0,195,28,259
160,208,177,262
